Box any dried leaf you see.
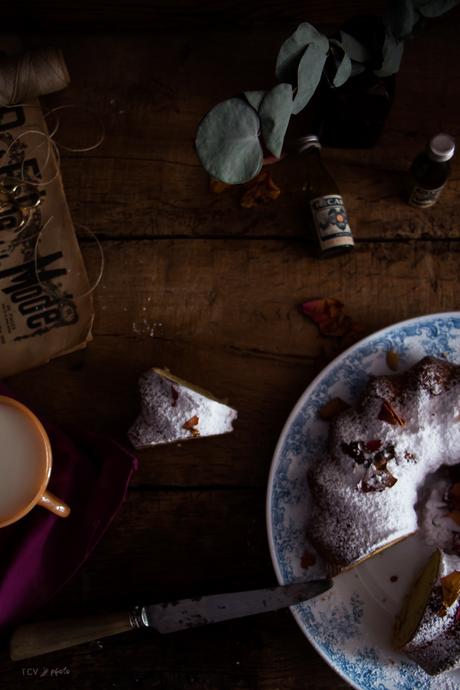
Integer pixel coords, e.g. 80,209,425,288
441,570,460,608
210,178,232,194
386,350,400,371
301,298,355,337
195,98,263,184
378,400,406,426
318,397,350,420
240,170,281,208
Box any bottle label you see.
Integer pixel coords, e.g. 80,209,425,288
310,195,354,251
409,184,445,208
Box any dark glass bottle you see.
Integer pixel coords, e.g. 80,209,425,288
408,133,455,208
298,135,354,257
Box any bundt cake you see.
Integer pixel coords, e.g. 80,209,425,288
307,356,460,674
307,356,460,574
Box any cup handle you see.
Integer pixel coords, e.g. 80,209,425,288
39,491,71,518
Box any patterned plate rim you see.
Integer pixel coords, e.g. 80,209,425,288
266,311,460,690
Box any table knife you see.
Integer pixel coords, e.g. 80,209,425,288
10,579,332,661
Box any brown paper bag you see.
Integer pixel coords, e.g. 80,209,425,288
0,102,94,377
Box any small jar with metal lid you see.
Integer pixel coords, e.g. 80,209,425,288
297,135,354,257
408,133,455,208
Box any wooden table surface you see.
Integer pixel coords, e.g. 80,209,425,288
1,2,460,688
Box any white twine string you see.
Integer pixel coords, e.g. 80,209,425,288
33,216,105,300
45,104,105,152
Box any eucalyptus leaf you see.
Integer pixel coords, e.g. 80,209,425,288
195,98,263,184
276,22,329,82
259,83,293,158
329,39,352,87
245,90,266,111
415,0,460,16
292,43,327,114
387,0,419,39
374,30,404,77
339,31,371,62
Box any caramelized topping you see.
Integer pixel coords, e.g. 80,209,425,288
440,571,460,609
318,397,350,420
378,400,406,426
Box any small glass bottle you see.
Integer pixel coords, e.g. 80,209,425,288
408,133,455,208
298,135,354,257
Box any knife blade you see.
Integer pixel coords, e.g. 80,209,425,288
140,579,333,633
10,579,332,660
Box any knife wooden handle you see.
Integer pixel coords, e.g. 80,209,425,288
10,611,136,660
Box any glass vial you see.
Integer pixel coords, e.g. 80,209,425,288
297,135,354,257
408,133,455,208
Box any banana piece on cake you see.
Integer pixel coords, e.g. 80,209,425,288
394,549,460,675
128,368,238,448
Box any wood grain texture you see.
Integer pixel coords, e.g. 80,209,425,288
2,9,460,688
14,1,387,30
32,20,460,240
1,612,350,689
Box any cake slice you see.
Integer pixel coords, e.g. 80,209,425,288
394,549,460,675
128,368,238,448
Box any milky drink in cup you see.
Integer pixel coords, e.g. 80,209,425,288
0,396,70,527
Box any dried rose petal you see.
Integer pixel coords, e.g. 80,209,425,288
318,397,350,420
366,439,382,453
386,350,400,372
360,469,398,493
240,170,281,208
441,571,460,608
378,400,406,427
183,416,200,438
300,298,365,342
210,178,232,194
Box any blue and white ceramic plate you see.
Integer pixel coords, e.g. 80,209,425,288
267,313,460,690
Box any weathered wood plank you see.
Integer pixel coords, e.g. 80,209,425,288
7,239,459,488
1,613,349,690
8,336,318,488
34,22,460,239
13,0,387,30
86,239,459,355
0,487,344,688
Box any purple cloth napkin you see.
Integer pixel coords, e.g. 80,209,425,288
0,384,138,633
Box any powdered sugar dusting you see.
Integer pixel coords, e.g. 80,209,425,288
405,552,460,675
128,369,237,448
308,357,460,570
423,480,460,552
